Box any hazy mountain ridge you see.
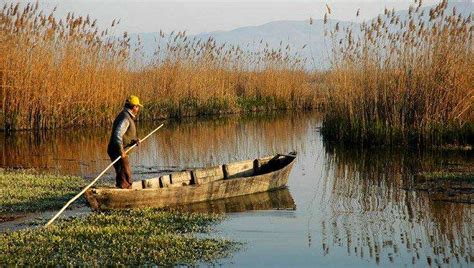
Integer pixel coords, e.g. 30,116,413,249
131,2,473,69
131,19,352,68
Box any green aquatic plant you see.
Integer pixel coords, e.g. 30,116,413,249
0,170,86,213
0,209,241,266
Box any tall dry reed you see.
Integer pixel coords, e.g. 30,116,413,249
0,2,318,131
322,0,473,146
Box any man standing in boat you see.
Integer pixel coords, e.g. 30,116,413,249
107,95,143,189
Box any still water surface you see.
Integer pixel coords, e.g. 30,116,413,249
1,112,472,267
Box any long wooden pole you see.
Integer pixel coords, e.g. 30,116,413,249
45,123,164,227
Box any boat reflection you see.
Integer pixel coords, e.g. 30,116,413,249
167,188,296,213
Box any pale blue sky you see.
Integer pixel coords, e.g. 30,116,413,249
12,0,451,34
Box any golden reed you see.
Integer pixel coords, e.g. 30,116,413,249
321,0,473,146
0,2,318,131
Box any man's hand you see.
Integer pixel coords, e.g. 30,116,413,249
135,139,141,146
121,152,127,159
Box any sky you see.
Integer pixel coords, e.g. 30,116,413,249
10,0,454,34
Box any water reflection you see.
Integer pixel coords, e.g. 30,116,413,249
0,112,311,180
170,188,296,214
1,112,472,266
320,145,473,265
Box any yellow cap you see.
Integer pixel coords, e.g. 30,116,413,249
126,95,143,107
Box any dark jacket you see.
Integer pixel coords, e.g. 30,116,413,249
107,109,137,155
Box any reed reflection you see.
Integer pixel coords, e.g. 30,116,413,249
0,112,315,180
319,145,473,266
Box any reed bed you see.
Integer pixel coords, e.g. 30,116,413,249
0,2,317,131
322,0,473,146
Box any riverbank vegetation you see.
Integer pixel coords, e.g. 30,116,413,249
1,209,240,266
1,1,472,148
0,169,85,213
321,0,473,146
0,2,317,131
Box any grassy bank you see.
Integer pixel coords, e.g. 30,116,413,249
321,0,473,146
1,209,240,266
0,2,318,131
0,169,85,213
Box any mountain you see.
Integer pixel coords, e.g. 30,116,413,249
195,19,352,68
131,19,352,69
130,2,473,69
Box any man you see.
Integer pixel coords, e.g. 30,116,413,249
107,95,143,189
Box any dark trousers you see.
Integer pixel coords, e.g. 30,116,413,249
108,151,133,189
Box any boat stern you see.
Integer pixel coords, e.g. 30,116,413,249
84,188,100,211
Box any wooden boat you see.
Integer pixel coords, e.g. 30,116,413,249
84,152,297,210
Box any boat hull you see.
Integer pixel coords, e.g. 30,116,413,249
85,153,296,211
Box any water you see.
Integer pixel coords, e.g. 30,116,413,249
1,112,472,266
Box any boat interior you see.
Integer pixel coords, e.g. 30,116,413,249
131,153,296,190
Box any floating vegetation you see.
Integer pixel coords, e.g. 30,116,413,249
416,171,474,182
0,209,241,266
0,169,85,213
414,170,474,203
322,0,473,146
